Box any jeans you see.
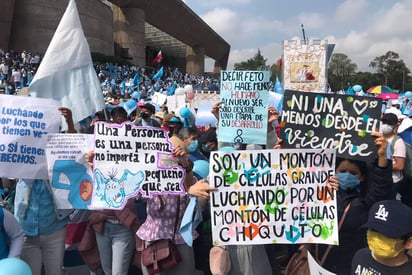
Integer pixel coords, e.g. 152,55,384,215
21,226,66,275
95,221,135,275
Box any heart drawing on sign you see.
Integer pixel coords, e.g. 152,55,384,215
353,100,368,115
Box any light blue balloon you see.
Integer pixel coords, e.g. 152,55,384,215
125,99,137,109
193,160,210,179
219,146,235,152
352,85,362,93
179,107,192,119
0,258,32,275
131,91,139,99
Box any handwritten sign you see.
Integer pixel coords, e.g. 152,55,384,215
219,71,270,145
308,250,336,275
210,148,338,246
0,94,61,179
93,121,186,209
45,133,94,209
280,90,382,162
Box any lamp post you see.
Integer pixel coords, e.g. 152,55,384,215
402,70,405,92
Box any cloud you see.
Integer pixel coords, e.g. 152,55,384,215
370,1,412,37
334,0,368,24
201,8,237,36
195,0,412,73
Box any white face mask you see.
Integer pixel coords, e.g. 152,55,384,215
380,124,394,135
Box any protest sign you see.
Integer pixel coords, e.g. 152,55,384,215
210,148,338,246
195,104,217,127
0,94,60,179
45,133,94,209
282,40,328,93
93,121,186,209
218,71,270,145
190,91,220,109
308,250,336,275
280,90,382,162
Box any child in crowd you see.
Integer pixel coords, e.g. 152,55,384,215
351,200,412,274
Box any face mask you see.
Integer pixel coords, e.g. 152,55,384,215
380,124,394,135
202,144,211,153
140,112,150,120
188,140,198,152
367,230,404,259
336,172,360,191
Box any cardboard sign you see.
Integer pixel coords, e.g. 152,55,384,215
210,148,338,246
45,133,94,209
218,71,270,145
280,90,382,162
93,122,186,209
0,94,61,179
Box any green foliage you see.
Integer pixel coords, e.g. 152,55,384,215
369,51,411,91
234,49,268,71
327,53,357,91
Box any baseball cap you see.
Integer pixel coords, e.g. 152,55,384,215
381,113,398,126
390,99,400,106
362,200,412,239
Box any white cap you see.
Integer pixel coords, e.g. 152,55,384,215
390,99,400,106
385,107,407,120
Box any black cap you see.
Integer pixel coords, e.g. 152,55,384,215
381,113,398,126
362,200,412,239
199,128,217,144
141,103,155,114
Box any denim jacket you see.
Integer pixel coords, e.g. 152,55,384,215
14,179,69,236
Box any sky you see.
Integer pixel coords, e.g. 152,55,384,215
183,0,412,73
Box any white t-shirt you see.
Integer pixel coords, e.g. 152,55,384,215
387,136,406,183
11,69,21,83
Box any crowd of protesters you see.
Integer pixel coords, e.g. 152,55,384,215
1,48,412,275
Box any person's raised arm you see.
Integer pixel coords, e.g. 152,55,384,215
59,107,77,133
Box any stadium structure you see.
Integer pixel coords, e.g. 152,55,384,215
0,0,230,74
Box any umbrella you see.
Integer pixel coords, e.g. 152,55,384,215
366,85,394,94
375,93,399,100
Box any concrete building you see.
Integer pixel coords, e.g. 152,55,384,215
0,0,230,74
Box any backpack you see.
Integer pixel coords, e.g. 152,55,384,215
391,135,412,180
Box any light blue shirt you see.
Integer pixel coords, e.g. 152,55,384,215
14,179,68,236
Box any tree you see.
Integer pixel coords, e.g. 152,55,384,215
369,51,411,91
234,49,268,71
348,72,382,91
327,53,358,91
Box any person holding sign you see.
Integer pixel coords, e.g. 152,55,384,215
79,106,141,275
136,139,199,275
319,133,395,274
14,107,76,275
210,101,279,275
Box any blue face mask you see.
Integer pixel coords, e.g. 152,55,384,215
188,140,198,152
336,172,361,191
202,144,211,153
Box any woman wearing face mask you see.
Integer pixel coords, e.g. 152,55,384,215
319,132,396,275
176,127,208,162
381,113,407,198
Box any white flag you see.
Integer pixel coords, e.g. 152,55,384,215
28,0,105,123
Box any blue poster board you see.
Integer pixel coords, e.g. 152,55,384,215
218,71,270,145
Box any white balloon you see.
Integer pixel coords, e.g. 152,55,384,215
175,87,185,95
184,84,193,93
